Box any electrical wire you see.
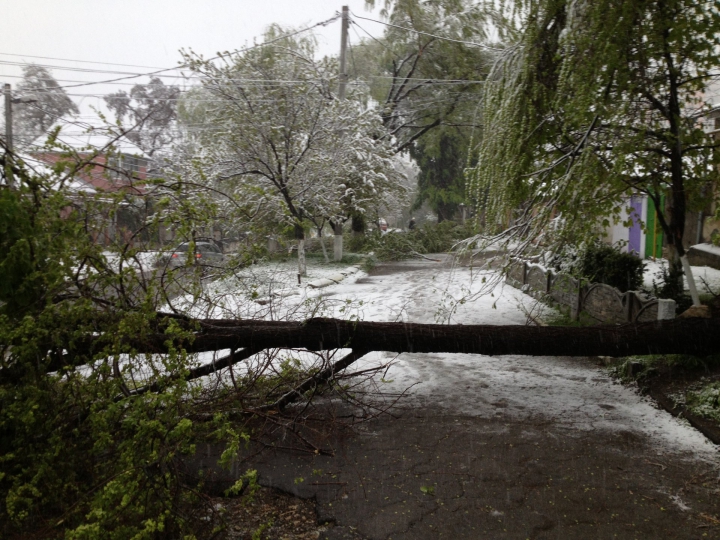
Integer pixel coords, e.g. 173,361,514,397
350,19,397,57
4,13,343,91
0,60,182,78
6,9,491,152
0,52,173,71
350,10,502,51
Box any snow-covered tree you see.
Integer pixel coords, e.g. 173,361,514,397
105,77,181,158
13,64,78,148
181,31,405,271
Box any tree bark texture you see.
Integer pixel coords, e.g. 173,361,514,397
107,317,720,358
333,234,343,262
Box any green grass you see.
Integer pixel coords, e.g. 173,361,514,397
609,354,720,383
686,382,720,422
541,310,596,327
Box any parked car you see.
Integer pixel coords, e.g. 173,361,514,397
156,241,224,270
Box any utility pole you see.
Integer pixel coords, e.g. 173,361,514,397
333,6,351,261
338,6,349,100
3,83,13,187
4,84,12,152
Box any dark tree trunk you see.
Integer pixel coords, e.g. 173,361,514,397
88,317,720,359
331,220,344,262
351,214,365,236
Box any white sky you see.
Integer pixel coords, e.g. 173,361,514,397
2,1,386,121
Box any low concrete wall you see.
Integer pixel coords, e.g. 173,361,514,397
687,244,720,270
506,259,675,323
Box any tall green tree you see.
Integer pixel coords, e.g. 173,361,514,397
468,0,720,304
352,0,494,222
410,129,471,221
355,0,493,153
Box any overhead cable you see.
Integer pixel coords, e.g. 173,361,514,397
0,52,173,71
24,13,342,91
349,10,502,51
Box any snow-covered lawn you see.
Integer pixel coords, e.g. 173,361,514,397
643,258,720,294
167,258,366,321
165,255,718,462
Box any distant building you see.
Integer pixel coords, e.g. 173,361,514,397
31,150,153,247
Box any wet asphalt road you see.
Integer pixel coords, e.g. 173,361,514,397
194,258,720,539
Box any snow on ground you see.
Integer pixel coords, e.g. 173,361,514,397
102,250,161,274
692,243,720,257
168,255,718,462
644,258,720,294
168,259,366,321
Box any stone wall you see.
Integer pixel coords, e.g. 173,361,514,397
506,259,675,323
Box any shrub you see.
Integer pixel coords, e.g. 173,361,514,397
357,221,475,261
686,382,720,422
344,230,376,254
650,259,693,312
576,242,645,292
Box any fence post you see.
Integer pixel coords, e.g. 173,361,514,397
657,299,677,320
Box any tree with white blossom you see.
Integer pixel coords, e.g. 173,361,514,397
181,30,406,272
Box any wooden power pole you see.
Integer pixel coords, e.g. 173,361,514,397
333,6,350,261
338,6,349,100
4,83,12,152
3,83,13,187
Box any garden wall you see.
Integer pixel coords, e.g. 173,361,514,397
506,259,676,323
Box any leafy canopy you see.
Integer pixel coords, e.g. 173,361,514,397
468,0,720,258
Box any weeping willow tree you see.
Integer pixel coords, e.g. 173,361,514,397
468,0,720,305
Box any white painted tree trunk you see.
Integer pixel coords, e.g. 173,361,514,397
680,254,701,307
297,239,307,277
334,234,343,262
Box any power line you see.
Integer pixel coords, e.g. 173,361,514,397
1,60,335,84
0,52,174,71
350,19,397,57
52,14,343,91
1,72,352,87
0,59,183,78
0,73,175,87
349,11,502,51
53,79,484,101
2,61,488,90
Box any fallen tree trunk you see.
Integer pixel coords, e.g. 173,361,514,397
103,317,720,358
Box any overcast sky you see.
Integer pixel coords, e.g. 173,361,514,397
2,0,386,121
